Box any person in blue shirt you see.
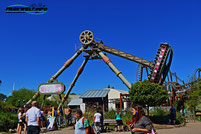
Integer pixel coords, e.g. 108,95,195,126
180,106,186,117
168,104,176,125
115,109,123,131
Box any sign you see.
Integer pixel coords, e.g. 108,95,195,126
5,4,48,15
80,103,86,113
47,116,55,130
195,111,201,116
38,82,65,95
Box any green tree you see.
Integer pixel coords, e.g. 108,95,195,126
129,80,168,115
6,88,35,107
186,79,201,112
6,88,63,108
107,84,110,88
0,93,7,101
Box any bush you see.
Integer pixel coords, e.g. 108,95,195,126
149,108,169,124
83,108,185,126
84,112,95,124
0,110,18,132
84,109,133,126
176,112,185,124
104,110,116,119
149,108,185,124
121,111,133,124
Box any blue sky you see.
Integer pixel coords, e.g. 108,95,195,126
0,0,201,96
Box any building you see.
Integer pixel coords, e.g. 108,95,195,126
80,88,130,112
67,95,82,111
80,90,109,112
102,88,130,111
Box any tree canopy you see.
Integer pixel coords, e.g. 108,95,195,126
186,79,201,111
6,88,35,107
6,88,57,107
129,80,168,108
0,93,7,101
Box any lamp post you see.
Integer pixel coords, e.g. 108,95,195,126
18,99,25,108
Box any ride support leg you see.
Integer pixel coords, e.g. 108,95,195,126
57,55,90,110
96,50,131,89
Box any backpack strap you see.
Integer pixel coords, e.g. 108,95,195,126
82,117,87,124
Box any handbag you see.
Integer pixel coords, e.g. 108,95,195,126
148,128,157,134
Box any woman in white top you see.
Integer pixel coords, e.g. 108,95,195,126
17,108,26,134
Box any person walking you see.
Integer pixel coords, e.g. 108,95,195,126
26,101,41,134
17,108,26,134
74,109,90,134
98,107,104,132
180,106,186,117
131,105,152,134
23,108,28,134
93,109,102,134
168,104,176,125
115,109,123,132
65,108,72,126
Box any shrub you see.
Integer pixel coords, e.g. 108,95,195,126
149,108,185,124
0,110,18,132
84,112,95,124
104,110,116,119
149,108,169,124
176,112,185,124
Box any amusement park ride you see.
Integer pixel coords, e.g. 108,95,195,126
26,30,174,111
165,68,201,103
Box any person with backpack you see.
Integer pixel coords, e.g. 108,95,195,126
74,109,94,134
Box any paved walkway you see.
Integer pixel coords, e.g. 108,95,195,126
43,121,201,134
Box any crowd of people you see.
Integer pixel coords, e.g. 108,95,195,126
74,105,156,134
17,101,73,134
17,101,41,134
17,101,186,134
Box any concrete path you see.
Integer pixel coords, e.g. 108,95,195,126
38,121,201,134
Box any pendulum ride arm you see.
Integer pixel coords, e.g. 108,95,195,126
97,43,154,68
79,30,173,86
96,49,132,89
57,55,90,110
26,47,84,105
98,42,173,85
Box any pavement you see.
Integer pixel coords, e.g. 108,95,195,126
43,121,201,134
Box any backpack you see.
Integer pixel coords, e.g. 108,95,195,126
82,117,95,134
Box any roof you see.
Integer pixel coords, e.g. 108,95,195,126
69,95,81,100
68,99,82,106
101,88,129,94
80,90,110,98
